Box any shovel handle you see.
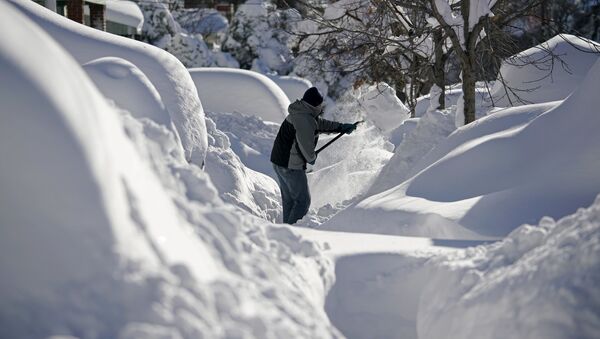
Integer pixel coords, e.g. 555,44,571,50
315,120,364,154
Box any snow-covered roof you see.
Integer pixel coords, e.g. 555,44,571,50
105,0,144,31
83,0,143,31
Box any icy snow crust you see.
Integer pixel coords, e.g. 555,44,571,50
1,2,339,338
10,0,208,166
189,67,290,123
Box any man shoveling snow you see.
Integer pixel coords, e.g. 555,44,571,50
270,87,359,224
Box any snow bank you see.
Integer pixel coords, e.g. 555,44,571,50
329,58,600,238
414,83,494,122
10,0,207,166
0,4,217,334
207,110,280,178
414,86,463,117
82,57,174,129
189,67,290,123
419,194,600,339
369,100,558,196
204,117,282,221
0,3,339,338
490,34,600,107
367,109,457,197
388,117,419,147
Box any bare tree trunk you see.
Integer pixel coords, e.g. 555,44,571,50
461,57,476,124
433,29,446,109
409,52,418,117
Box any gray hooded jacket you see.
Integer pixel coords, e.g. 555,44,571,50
270,99,342,170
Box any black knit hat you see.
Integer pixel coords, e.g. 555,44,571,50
302,87,323,107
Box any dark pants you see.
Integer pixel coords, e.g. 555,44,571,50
272,164,311,224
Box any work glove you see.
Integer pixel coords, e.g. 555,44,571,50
339,123,357,134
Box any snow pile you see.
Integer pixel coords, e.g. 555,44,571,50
328,58,600,239
388,117,419,147
0,4,216,333
82,57,176,131
490,34,600,107
419,194,600,339
367,108,457,196
1,3,339,338
83,57,280,221
204,117,282,222
189,67,290,123
353,83,410,134
12,0,207,166
207,110,280,178
370,99,559,196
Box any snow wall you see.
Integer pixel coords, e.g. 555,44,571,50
0,2,339,338
10,0,208,166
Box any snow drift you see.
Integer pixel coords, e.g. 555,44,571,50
204,117,282,221
9,0,208,166
327,58,600,239
0,4,218,335
490,34,600,107
82,57,179,136
189,67,290,123
419,194,600,339
0,3,339,338
207,110,281,179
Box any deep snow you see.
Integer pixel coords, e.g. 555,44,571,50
325,59,600,239
2,1,600,339
10,0,208,166
1,2,339,338
489,34,600,107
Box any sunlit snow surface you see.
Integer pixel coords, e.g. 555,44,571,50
2,1,600,339
0,2,338,338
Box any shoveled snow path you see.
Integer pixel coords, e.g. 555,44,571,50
295,228,489,339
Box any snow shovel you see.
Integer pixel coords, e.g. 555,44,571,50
315,120,364,155
307,120,364,174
